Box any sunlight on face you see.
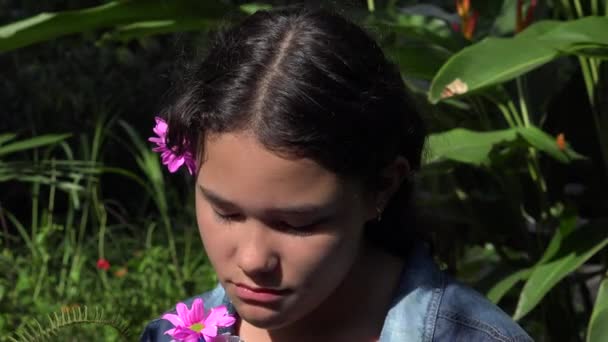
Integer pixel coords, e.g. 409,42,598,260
195,131,374,329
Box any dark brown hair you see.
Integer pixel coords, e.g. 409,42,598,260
162,6,426,256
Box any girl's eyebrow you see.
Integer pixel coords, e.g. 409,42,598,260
198,185,335,216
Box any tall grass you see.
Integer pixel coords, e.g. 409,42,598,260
0,116,215,340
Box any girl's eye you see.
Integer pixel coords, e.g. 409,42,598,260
273,221,316,237
213,207,320,237
213,209,241,223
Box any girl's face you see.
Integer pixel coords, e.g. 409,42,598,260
195,132,376,329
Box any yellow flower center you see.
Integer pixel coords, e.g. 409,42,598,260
190,322,205,332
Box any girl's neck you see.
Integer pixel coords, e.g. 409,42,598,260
237,242,405,342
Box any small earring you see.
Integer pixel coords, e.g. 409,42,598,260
376,207,383,222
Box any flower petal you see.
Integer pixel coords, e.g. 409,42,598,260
161,150,174,164
163,327,177,336
202,324,218,341
189,298,205,324
162,313,184,328
168,156,185,173
176,302,191,325
185,335,200,342
149,137,164,144
205,306,236,328
154,117,168,135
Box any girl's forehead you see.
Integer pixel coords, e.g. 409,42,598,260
197,132,354,209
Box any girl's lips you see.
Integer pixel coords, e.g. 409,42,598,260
234,283,290,303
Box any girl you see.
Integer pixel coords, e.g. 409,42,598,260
141,6,532,342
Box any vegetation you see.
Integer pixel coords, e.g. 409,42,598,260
1,1,606,340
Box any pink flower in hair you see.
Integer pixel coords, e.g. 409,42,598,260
149,116,197,175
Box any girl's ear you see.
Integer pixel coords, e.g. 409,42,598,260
365,156,410,221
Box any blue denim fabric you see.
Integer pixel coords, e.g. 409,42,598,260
140,244,533,341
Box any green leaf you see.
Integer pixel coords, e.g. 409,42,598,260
513,220,608,320
490,0,518,35
424,128,517,166
103,18,223,42
424,126,584,166
0,0,232,52
487,213,578,305
429,17,608,103
487,268,532,304
386,43,451,80
0,134,71,158
588,276,608,342
517,126,586,163
372,13,462,51
0,133,17,146
239,3,273,15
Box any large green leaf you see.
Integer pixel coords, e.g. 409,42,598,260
372,13,462,51
517,126,586,163
487,268,532,304
513,220,608,320
0,133,17,146
425,128,517,166
386,43,451,80
424,126,584,166
588,276,608,342
0,0,231,52
0,134,71,158
429,16,608,103
102,18,223,42
487,214,578,304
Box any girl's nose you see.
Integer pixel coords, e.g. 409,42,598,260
236,223,279,277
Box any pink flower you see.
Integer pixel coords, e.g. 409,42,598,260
162,298,236,342
149,116,197,175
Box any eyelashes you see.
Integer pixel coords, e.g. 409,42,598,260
212,209,316,237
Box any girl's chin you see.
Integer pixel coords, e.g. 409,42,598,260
234,301,293,329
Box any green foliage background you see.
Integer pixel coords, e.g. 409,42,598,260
0,0,607,341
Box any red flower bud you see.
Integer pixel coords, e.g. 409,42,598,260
516,0,537,33
96,258,110,271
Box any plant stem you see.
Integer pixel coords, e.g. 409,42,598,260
573,0,585,17
494,101,516,127
31,181,39,241
47,160,56,229
516,77,531,126
591,0,599,15
367,0,375,12
94,187,110,291
561,0,574,18
0,201,8,249
578,56,608,177
507,99,525,126
58,202,74,296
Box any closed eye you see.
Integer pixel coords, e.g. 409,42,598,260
213,209,244,223
270,220,323,237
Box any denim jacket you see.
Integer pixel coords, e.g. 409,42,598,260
140,244,533,341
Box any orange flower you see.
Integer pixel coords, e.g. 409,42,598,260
456,0,470,17
516,0,537,33
556,133,566,151
456,0,479,40
114,267,128,278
